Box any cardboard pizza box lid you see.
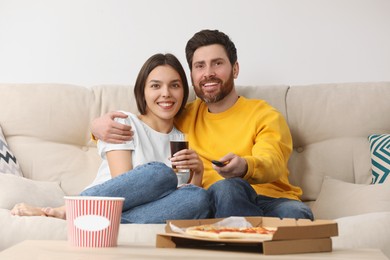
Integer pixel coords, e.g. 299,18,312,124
164,217,338,241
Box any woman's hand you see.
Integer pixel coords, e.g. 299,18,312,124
170,149,204,186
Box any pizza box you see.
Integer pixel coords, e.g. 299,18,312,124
156,217,338,255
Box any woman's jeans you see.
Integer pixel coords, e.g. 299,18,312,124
80,162,211,223
208,178,314,220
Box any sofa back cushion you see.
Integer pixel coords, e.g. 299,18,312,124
286,82,390,201
2,82,386,201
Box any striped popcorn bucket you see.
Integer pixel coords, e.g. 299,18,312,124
64,196,124,247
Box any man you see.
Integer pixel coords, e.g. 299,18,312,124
92,29,313,220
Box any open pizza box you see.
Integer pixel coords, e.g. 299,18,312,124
156,217,338,255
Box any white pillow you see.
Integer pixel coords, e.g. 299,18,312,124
312,176,390,219
0,174,65,210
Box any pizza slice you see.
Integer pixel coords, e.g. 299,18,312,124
185,224,276,240
185,224,221,239
218,226,276,239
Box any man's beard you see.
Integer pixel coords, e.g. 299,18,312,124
194,73,234,103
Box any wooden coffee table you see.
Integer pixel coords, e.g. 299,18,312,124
0,240,387,259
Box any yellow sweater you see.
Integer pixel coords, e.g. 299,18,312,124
175,96,302,201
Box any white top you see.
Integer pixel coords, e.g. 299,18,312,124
85,112,181,189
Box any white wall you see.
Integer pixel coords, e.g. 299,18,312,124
1,0,389,86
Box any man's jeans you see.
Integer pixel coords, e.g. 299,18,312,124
81,162,211,223
208,178,314,220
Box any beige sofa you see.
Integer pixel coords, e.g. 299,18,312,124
1,83,390,257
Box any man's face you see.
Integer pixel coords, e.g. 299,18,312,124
190,44,238,103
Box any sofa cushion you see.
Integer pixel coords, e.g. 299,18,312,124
333,212,390,258
0,208,67,251
369,134,390,184
311,176,390,219
0,174,65,210
0,125,23,176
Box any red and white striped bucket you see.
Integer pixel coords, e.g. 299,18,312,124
64,196,124,247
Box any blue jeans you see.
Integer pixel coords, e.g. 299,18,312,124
207,178,313,220
80,162,211,223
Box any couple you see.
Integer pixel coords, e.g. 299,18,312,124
12,29,313,223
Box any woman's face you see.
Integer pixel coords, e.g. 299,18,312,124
144,65,184,121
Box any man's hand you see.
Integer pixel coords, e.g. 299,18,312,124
212,153,248,179
91,111,133,143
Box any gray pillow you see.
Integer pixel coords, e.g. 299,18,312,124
0,126,23,176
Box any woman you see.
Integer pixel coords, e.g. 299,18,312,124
11,53,211,223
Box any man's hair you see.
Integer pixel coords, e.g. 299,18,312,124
185,29,237,71
134,53,189,115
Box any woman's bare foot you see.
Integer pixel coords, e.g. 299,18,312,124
10,203,47,217
42,206,66,219
11,203,66,219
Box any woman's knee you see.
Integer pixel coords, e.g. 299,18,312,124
180,186,211,211
192,189,212,217
194,188,211,204
134,161,177,184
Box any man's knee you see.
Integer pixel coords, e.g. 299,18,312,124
293,203,314,220
209,178,248,194
209,178,257,200
271,200,314,220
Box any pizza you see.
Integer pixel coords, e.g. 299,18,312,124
185,224,276,240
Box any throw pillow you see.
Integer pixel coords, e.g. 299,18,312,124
0,174,65,210
311,176,390,220
0,125,23,176
368,134,390,184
